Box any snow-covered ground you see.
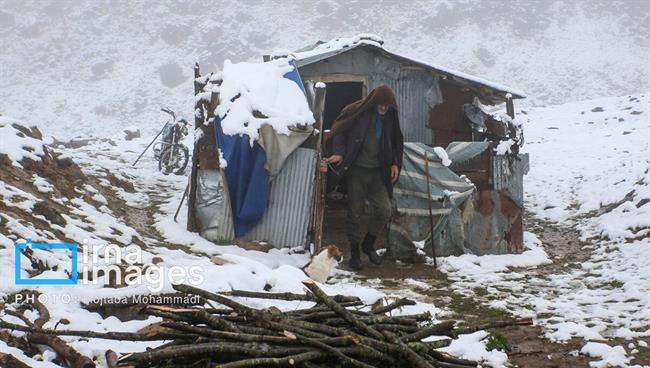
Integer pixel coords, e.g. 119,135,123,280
524,94,649,241
2,92,648,367
434,93,650,367
523,93,650,340
3,118,501,366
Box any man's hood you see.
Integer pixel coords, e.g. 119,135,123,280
330,85,398,137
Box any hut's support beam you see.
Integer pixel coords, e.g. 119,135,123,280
310,83,327,253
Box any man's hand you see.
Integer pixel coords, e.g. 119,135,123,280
391,164,399,183
326,155,343,165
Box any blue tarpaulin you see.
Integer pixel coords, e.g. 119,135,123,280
215,119,269,237
214,60,307,237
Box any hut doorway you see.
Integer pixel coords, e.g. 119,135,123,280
320,81,387,260
322,81,363,131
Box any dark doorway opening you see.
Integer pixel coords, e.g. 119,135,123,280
323,82,363,131
321,81,388,266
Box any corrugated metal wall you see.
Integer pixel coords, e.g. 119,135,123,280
241,148,318,248
299,48,434,146
197,148,318,248
197,169,235,243
382,69,434,144
493,153,530,207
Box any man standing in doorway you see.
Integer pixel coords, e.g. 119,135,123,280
326,85,404,270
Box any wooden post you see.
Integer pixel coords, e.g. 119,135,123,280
193,63,201,94
173,184,189,222
187,62,202,232
311,83,327,254
193,63,203,129
424,153,437,269
505,93,515,119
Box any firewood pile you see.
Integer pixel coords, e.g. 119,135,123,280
0,281,532,368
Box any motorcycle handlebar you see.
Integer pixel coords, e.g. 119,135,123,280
161,107,176,120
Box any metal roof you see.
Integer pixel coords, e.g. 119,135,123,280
291,43,526,100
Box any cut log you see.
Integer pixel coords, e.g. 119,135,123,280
0,352,32,368
302,279,384,341
29,333,95,368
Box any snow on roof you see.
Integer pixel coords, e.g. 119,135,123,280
213,58,315,141
272,33,384,60
277,34,525,99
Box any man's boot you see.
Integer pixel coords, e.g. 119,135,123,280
361,233,382,265
348,242,363,270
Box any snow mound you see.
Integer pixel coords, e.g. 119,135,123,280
439,331,509,368
581,342,629,368
214,58,315,141
494,139,515,155
439,232,550,276
433,146,451,166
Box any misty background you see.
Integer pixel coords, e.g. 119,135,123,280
0,0,648,139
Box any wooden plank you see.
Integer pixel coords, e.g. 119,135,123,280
300,73,368,85
310,84,327,253
187,63,203,232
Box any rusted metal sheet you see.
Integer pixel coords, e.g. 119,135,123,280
459,190,523,255
445,152,528,255
429,83,474,147
241,148,318,248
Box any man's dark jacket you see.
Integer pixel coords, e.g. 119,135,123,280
330,85,404,196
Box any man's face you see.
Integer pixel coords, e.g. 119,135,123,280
377,105,389,115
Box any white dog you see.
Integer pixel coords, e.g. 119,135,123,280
302,245,343,283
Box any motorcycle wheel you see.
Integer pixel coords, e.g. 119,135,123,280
159,144,189,175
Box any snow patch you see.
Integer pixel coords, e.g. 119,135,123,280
439,331,509,368
580,342,629,368
0,117,45,164
495,139,515,155
439,232,550,275
433,146,451,166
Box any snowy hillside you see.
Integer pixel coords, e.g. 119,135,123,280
524,93,649,242
1,0,649,139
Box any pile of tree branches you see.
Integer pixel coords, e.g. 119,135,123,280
0,282,532,368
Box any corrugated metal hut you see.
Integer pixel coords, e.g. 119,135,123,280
188,34,529,257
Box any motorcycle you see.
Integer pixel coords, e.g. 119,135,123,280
153,108,190,175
